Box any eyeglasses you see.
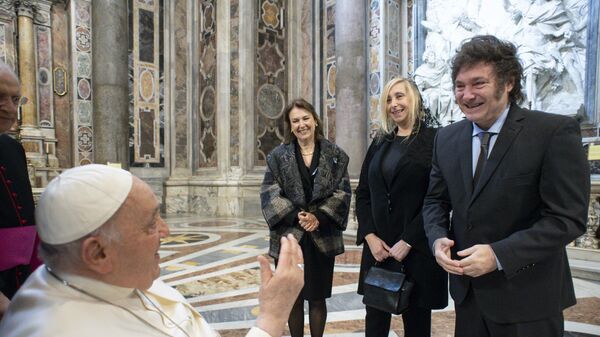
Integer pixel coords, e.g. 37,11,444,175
0,95,28,107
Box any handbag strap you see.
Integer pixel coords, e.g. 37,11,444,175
374,259,406,273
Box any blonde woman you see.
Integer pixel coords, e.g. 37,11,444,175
356,78,447,336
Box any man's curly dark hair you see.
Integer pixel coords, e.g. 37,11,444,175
451,35,524,104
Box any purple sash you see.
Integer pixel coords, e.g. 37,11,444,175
0,226,37,270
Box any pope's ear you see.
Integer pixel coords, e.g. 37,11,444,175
80,236,112,274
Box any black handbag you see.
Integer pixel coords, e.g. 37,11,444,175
362,263,414,315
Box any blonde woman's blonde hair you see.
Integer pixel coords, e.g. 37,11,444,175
378,77,424,136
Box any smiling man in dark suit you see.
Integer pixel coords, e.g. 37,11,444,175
423,35,590,337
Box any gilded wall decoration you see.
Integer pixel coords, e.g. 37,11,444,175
53,66,67,96
71,0,94,165
255,0,287,165
198,0,217,168
129,0,164,167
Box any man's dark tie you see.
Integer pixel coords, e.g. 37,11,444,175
473,132,491,189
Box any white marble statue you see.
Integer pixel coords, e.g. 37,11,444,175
415,0,588,124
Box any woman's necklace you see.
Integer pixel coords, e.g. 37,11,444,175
45,266,192,337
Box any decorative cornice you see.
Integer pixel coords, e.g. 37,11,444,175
0,1,16,16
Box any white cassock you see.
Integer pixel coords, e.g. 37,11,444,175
0,266,271,337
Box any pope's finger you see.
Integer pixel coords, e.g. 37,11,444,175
257,255,273,284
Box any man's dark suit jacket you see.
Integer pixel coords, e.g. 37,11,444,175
423,104,590,324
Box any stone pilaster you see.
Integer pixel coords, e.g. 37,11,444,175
334,0,368,178
92,0,129,167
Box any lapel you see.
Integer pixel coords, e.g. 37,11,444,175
311,139,338,203
470,105,524,204
368,131,418,191
459,121,474,199
281,143,307,206
312,141,327,202
386,134,423,189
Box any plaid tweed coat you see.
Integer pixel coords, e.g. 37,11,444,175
261,139,351,258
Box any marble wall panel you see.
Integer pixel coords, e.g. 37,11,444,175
323,0,336,142
368,0,382,134
406,0,414,76
0,16,16,70
71,0,94,165
174,0,188,168
198,0,217,168
52,4,72,168
131,0,162,166
0,23,5,63
255,0,287,166
300,0,313,101
189,186,219,215
230,0,240,166
386,0,400,58
36,26,53,128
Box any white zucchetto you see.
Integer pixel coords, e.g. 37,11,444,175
35,164,133,245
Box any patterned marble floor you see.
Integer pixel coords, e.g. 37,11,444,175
159,215,600,337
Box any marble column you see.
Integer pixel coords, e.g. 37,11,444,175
92,0,129,167
334,0,368,178
17,4,37,128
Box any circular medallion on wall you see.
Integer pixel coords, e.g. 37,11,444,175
200,86,216,120
77,78,91,100
257,84,285,120
75,27,91,52
77,126,93,152
38,67,49,85
139,68,155,102
327,63,337,99
369,72,381,96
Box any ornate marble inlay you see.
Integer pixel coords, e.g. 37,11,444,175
139,68,155,102
230,0,240,166
261,0,279,29
386,0,400,58
0,24,5,63
200,86,216,120
257,40,284,77
75,26,91,52
76,53,91,77
255,0,287,165
322,1,336,142
78,101,92,124
36,25,54,128
71,0,94,165
130,0,164,166
198,0,217,168
257,84,285,119
77,78,91,100
77,126,93,152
